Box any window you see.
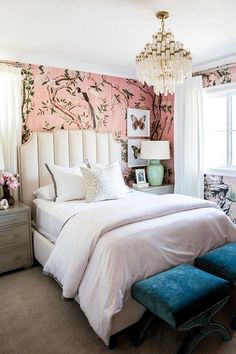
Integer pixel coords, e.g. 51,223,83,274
203,83,236,176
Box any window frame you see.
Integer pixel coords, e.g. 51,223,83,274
203,82,236,177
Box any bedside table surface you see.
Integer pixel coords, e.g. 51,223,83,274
131,184,174,195
0,201,29,213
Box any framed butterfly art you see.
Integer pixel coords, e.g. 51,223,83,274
128,139,148,167
127,108,150,137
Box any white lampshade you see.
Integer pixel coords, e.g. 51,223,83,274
140,140,170,160
0,143,4,171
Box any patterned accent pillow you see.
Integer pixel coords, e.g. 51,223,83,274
89,161,129,195
81,166,123,202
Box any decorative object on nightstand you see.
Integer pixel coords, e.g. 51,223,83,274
0,202,33,273
133,168,149,189
135,168,146,183
0,199,9,209
0,172,20,206
140,141,170,186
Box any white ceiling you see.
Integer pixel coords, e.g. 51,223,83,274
1,0,236,78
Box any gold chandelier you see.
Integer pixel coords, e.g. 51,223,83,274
136,11,192,95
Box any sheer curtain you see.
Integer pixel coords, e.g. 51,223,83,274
0,65,21,174
174,76,204,198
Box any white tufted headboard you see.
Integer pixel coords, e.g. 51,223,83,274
19,130,121,206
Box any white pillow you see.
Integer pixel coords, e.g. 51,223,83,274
89,161,129,195
81,166,124,202
45,163,86,202
33,184,55,201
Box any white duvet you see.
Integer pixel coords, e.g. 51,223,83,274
44,192,236,344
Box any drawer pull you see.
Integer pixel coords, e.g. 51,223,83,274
15,255,22,261
14,234,20,239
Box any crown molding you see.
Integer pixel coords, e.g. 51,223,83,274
3,50,236,81
0,51,138,79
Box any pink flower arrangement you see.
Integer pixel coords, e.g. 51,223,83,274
0,172,20,191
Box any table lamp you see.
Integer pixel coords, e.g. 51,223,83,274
140,140,170,186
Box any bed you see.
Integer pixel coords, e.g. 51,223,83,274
19,130,236,345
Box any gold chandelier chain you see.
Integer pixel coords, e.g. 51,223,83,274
161,19,165,33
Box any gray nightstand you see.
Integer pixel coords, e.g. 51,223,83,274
0,202,33,273
131,184,174,195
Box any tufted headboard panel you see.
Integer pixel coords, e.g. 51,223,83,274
19,130,121,206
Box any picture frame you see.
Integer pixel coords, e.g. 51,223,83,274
127,139,148,167
127,108,150,138
135,168,146,184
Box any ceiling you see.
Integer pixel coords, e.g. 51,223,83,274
1,0,236,78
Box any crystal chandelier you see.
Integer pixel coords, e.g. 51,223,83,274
136,11,192,95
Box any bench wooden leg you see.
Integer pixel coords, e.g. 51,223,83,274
231,313,236,330
132,310,156,347
177,321,231,354
177,298,231,354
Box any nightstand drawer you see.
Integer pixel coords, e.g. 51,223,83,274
0,225,29,248
0,248,29,272
0,211,28,226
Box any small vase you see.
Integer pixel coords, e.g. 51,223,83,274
1,186,15,206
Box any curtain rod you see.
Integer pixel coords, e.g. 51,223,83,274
0,60,22,68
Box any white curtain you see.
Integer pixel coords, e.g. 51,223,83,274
174,76,204,198
0,65,21,174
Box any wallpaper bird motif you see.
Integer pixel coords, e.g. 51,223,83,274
20,60,236,221
21,63,174,185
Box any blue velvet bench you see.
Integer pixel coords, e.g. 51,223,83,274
195,242,236,330
131,264,231,354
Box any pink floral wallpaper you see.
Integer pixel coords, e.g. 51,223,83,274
20,61,236,195
21,63,174,184
20,60,236,217
199,63,236,88
153,94,174,183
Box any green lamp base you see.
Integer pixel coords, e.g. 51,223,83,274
146,160,164,186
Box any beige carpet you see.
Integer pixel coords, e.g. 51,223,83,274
1,265,236,354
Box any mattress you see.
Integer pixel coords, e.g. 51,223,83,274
32,199,87,242
32,190,148,243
